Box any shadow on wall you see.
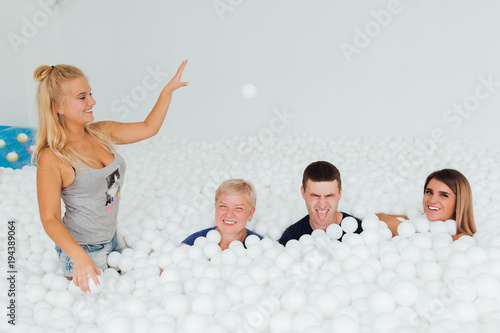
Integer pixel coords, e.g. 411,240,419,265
0,126,36,169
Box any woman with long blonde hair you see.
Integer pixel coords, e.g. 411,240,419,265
34,61,188,293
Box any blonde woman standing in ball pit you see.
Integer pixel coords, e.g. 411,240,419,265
34,60,188,293
377,169,476,241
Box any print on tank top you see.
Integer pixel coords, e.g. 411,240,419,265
105,166,121,212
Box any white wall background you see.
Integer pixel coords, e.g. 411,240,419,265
1,0,500,143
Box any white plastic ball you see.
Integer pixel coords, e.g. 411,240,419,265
151,237,165,252
368,290,395,313
121,248,134,257
466,247,488,265
87,274,104,294
453,300,479,323
249,265,268,285
446,251,471,269
371,312,401,333
326,223,343,240
187,245,205,261
474,273,500,298
50,275,69,291
163,294,189,317
206,229,222,243
394,262,417,280
361,216,380,230
380,252,401,270
429,221,448,234
357,265,377,283
400,245,422,264
219,249,237,266
241,84,258,98
27,284,47,303
41,259,60,273
330,315,359,333
351,204,367,219
482,320,500,333
107,251,122,268
311,229,327,238
268,225,283,240
417,261,442,281
291,311,320,332
181,313,208,333
141,228,159,242
413,217,430,233
161,205,175,218
143,265,160,277
341,217,359,233
30,240,46,254
41,272,57,289
391,280,419,306
275,252,294,271
245,234,261,247
118,256,135,272
314,292,339,318
379,227,393,241
269,311,293,333
410,233,433,249
196,278,218,294
204,243,222,258
281,288,307,313
361,229,381,244
397,222,416,238
206,294,228,315
133,318,152,332
68,279,84,296
103,315,133,333
171,247,189,263
444,219,457,235
192,294,217,315
241,284,265,304
122,297,148,318
133,240,151,253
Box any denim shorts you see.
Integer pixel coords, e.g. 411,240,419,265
55,231,127,277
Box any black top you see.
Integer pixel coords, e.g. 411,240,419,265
278,212,363,245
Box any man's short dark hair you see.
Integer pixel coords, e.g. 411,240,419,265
302,161,341,190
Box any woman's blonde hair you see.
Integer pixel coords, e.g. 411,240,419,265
215,179,257,209
33,64,115,171
424,169,476,236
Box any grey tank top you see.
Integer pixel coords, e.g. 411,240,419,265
61,151,126,245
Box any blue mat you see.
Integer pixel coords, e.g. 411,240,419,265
0,126,37,169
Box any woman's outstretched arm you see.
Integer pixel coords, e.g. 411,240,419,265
97,60,189,144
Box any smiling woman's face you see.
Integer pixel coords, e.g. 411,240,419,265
423,178,456,221
56,77,95,126
215,193,255,238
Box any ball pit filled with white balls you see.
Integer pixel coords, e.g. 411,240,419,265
1,134,500,333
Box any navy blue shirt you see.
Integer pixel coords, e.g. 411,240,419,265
278,212,363,246
182,227,263,248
